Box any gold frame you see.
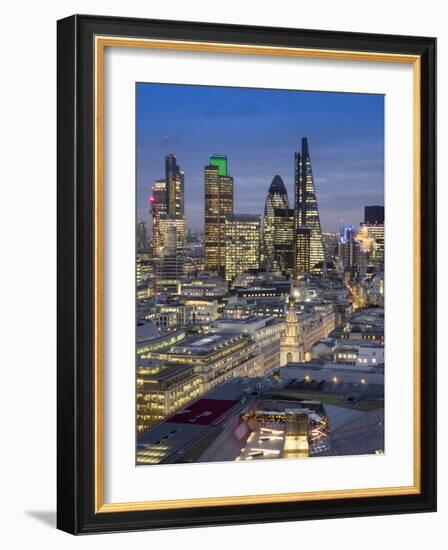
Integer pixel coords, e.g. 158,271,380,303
94,36,421,514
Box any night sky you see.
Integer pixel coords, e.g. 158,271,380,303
136,83,384,232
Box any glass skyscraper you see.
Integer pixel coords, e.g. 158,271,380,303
224,214,261,282
165,153,184,216
204,156,234,277
294,137,325,271
262,175,293,272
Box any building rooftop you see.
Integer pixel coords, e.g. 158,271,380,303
313,408,384,456
136,320,160,342
136,361,195,383
169,332,251,357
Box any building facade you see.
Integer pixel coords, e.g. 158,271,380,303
263,175,293,271
204,156,234,276
295,226,311,274
294,137,325,271
136,361,203,433
224,214,261,282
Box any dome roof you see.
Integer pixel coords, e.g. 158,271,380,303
268,174,287,196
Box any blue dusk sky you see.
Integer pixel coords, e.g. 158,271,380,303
136,83,384,232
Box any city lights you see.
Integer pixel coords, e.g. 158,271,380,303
136,135,384,465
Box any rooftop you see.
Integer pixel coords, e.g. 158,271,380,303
169,332,250,356
136,361,195,383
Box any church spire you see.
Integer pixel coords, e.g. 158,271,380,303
280,280,304,365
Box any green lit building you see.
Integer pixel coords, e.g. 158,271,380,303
204,155,234,276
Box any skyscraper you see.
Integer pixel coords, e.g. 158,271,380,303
224,214,261,282
151,155,186,291
262,175,293,272
295,226,311,274
165,153,184,216
150,179,167,258
155,214,187,293
272,208,295,274
204,156,234,277
359,206,384,272
294,137,325,271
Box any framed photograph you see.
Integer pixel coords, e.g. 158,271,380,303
57,14,436,534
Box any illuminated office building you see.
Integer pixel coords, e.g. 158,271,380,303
150,332,259,392
294,137,325,270
150,179,167,258
165,153,184,216
136,361,202,433
156,215,187,293
272,208,295,274
355,206,385,272
204,156,234,276
136,252,151,286
224,214,261,282
295,226,311,274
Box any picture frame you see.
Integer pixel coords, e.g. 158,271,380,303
57,14,436,534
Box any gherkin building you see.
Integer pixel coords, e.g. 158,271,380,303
263,175,294,272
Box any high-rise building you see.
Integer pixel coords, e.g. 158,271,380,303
224,214,260,282
155,214,187,293
262,175,293,272
294,137,325,271
165,153,184,216
204,156,234,276
150,179,168,258
338,224,367,279
272,208,295,274
280,283,304,365
358,206,385,272
136,220,149,253
295,226,311,274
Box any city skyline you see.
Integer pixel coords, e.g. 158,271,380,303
135,84,385,465
136,83,384,232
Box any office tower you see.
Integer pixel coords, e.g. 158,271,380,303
358,206,385,271
224,214,260,282
338,224,366,279
272,207,295,274
262,175,292,270
155,215,187,292
364,205,384,225
150,179,168,258
204,156,234,276
294,137,325,271
295,226,311,274
136,220,148,253
280,283,304,365
165,153,184,216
